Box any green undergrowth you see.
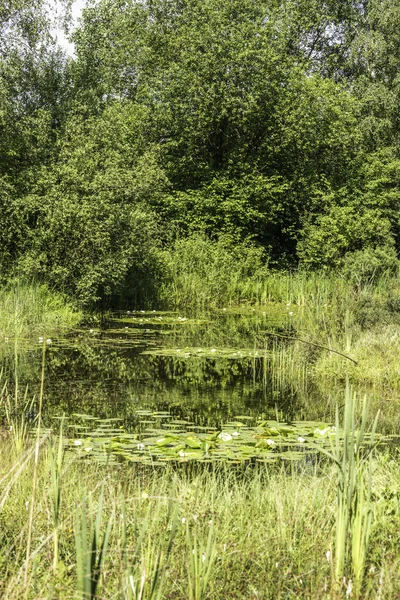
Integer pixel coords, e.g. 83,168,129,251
0,282,82,341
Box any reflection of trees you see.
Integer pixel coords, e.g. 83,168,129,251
1,313,339,427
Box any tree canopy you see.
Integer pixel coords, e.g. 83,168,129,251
1,0,400,305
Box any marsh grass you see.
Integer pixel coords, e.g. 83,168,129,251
0,428,398,599
75,487,114,600
316,384,379,598
0,281,82,341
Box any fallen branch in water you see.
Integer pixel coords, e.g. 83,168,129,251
262,331,358,365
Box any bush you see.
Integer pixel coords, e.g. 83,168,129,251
160,234,268,308
342,245,399,286
297,206,395,269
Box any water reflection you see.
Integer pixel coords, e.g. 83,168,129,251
1,309,342,431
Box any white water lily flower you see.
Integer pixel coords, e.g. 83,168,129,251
74,439,82,446
218,432,232,442
137,443,145,451
266,439,275,446
297,436,305,443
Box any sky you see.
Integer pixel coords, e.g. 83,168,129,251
50,0,86,56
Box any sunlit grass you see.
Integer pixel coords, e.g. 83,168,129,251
0,419,399,598
0,281,82,341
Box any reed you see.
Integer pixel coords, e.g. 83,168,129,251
317,382,379,598
75,487,114,600
48,418,65,574
186,521,216,600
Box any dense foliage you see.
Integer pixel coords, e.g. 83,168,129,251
2,0,400,305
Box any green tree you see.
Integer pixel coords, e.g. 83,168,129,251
17,102,168,306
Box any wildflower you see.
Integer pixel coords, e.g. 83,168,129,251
178,450,188,457
289,311,294,316
38,337,43,343
9,426,12,431
210,348,217,352
297,436,305,443
46,339,52,344
141,492,149,499
192,514,198,521
89,329,94,333
346,579,353,597
4,337,9,342
232,431,240,437
74,439,82,446
181,517,186,524
84,447,92,452
266,439,275,446
202,553,206,563
137,443,145,451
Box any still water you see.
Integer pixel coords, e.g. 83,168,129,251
4,309,369,463
7,308,338,425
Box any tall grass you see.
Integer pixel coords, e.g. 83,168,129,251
317,383,379,598
0,280,82,341
0,426,398,598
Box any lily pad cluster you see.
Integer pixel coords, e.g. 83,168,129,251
142,346,269,359
64,411,376,465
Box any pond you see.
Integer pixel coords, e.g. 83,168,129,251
2,308,392,464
